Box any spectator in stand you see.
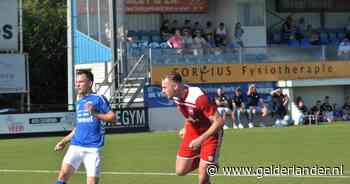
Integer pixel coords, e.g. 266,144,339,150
246,84,265,128
182,19,192,35
170,20,179,34
192,30,208,55
192,21,202,35
282,15,296,42
215,22,228,47
310,100,322,123
160,20,173,41
183,29,194,50
296,17,306,40
271,88,289,127
214,88,231,129
167,29,184,54
230,87,245,129
321,96,335,122
342,96,350,121
234,22,244,47
345,16,350,34
304,24,320,45
203,21,215,38
337,37,350,57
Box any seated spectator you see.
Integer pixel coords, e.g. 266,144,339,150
271,88,289,127
321,96,335,122
230,87,245,129
183,29,194,49
246,84,265,128
167,29,184,54
310,100,323,123
192,30,208,55
295,17,306,40
214,88,231,129
215,22,228,47
337,37,350,56
345,16,350,34
160,20,173,41
182,19,192,35
203,21,215,38
304,24,320,45
293,97,308,125
170,19,179,34
342,96,350,121
205,34,216,48
234,22,244,47
282,15,296,42
192,21,202,35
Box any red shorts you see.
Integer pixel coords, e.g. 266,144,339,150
177,122,223,164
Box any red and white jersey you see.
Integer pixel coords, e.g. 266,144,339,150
174,85,217,134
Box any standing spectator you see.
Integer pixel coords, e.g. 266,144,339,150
230,87,245,129
246,84,264,128
342,96,350,121
215,22,228,47
214,88,231,129
234,22,244,47
271,88,289,127
282,16,296,42
321,96,335,122
304,24,320,45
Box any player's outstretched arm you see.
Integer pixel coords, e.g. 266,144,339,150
54,128,76,151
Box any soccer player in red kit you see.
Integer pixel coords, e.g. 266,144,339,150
161,72,225,184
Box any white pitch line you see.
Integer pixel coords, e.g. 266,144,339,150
0,169,349,178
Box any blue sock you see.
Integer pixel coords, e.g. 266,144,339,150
55,181,66,184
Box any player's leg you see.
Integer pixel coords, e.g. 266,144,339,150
199,129,223,184
175,157,200,176
82,150,101,184
56,146,83,184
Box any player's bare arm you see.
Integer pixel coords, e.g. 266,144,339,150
189,111,224,149
54,128,76,151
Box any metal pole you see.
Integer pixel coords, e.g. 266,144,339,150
109,0,118,103
25,54,30,112
67,0,75,110
19,0,23,53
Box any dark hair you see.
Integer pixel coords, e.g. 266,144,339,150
77,70,94,82
163,72,182,83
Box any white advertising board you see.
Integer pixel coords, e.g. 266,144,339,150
0,0,18,51
0,112,75,134
0,54,26,93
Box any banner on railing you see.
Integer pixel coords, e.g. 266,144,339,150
0,112,75,135
126,0,209,13
104,108,149,133
151,62,350,84
144,83,276,108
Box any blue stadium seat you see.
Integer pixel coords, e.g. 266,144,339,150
300,38,311,48
151,35,161,43
288,39,300,47
328,32,337,44
319,32,329,44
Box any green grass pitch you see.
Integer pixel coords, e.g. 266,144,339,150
0,123,349,184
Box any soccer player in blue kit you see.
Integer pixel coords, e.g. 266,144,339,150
54,70,115,184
